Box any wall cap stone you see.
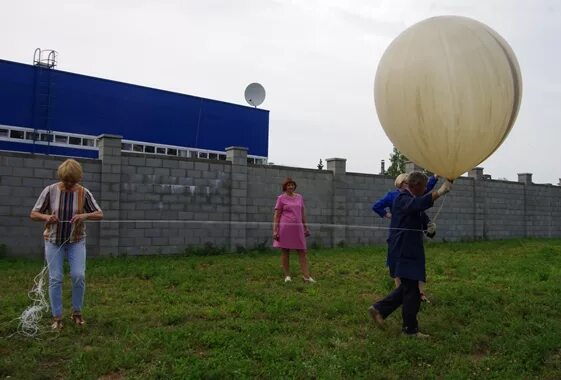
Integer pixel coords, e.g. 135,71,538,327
226,146,249,151
326,158,347,162
97,134,123,139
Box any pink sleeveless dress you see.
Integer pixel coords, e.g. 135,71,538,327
273,193,307,250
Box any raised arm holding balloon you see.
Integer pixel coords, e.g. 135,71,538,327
372,173,438,219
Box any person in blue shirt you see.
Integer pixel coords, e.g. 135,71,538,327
372,173,438,219
372,172,439,301
368,171,452,338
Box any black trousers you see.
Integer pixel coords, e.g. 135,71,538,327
373,278,421,334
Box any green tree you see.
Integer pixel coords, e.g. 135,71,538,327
386,147,408,177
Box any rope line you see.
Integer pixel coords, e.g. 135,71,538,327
10,197,447,338
431,193,448,223
58,220,429,233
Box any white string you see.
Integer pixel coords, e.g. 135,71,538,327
12,223,74,338
76,219,428,233
431,193,447,223
15,265,51,337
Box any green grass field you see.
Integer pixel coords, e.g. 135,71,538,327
1,239,561,379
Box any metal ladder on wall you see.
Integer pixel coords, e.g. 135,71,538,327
31,48,57,154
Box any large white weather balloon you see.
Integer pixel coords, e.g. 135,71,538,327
374,16,522,179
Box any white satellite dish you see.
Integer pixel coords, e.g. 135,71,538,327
244,83,266,107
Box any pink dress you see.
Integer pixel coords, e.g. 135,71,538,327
273,193,307,250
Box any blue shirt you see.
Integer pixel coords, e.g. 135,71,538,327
372,175,438,218
387,190,434,282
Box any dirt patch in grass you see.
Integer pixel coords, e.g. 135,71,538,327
97,370,125,380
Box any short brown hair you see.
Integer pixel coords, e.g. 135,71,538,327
407,171,428,188
57,159,83,183
282,177,297,191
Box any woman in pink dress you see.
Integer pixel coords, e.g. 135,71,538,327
272,177,315,283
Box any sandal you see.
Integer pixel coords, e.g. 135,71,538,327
51,317,63,330
420,292,431,303
71,312,86,326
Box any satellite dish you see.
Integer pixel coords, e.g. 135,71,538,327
244,83,266,107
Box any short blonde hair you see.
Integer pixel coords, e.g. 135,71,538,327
394,173,408,188
57,159,83,183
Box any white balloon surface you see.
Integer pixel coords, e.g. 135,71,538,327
374,16,522,179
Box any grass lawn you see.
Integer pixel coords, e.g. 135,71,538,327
1,239,561,379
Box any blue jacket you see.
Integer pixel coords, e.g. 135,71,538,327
387,190,434,282
372,175,438,218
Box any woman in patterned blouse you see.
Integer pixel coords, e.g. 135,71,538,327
30,159,103,330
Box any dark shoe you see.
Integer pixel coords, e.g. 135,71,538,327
71,312,85,326
368,306,385,328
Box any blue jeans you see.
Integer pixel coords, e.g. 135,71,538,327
45,239,86,317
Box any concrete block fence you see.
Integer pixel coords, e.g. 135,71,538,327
1,135,560,258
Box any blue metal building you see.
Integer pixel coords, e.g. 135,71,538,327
0,57,269,162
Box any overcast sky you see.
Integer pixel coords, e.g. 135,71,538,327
2,0,560,183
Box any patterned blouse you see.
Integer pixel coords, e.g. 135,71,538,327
32,183,102,245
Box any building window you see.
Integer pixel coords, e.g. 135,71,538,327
82,138,94,147
69,136,82,145
55,135,68,144
25,131,39,140
179,150,188,157
10,130,25,139
0,128,8,137
145,145,155,153
167,148,177,156
133,144,144,152
156,147,166,154
198,152,208,159
121,143,132,151
247,157,255,164
40,133,53,142
209,153,218,160
218,154,226,161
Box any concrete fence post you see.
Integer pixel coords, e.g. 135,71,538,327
404,161,423,173
518,173,533,238
326,158,347,247
97,134,122,255
468,167,486,239
226,146,248,251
